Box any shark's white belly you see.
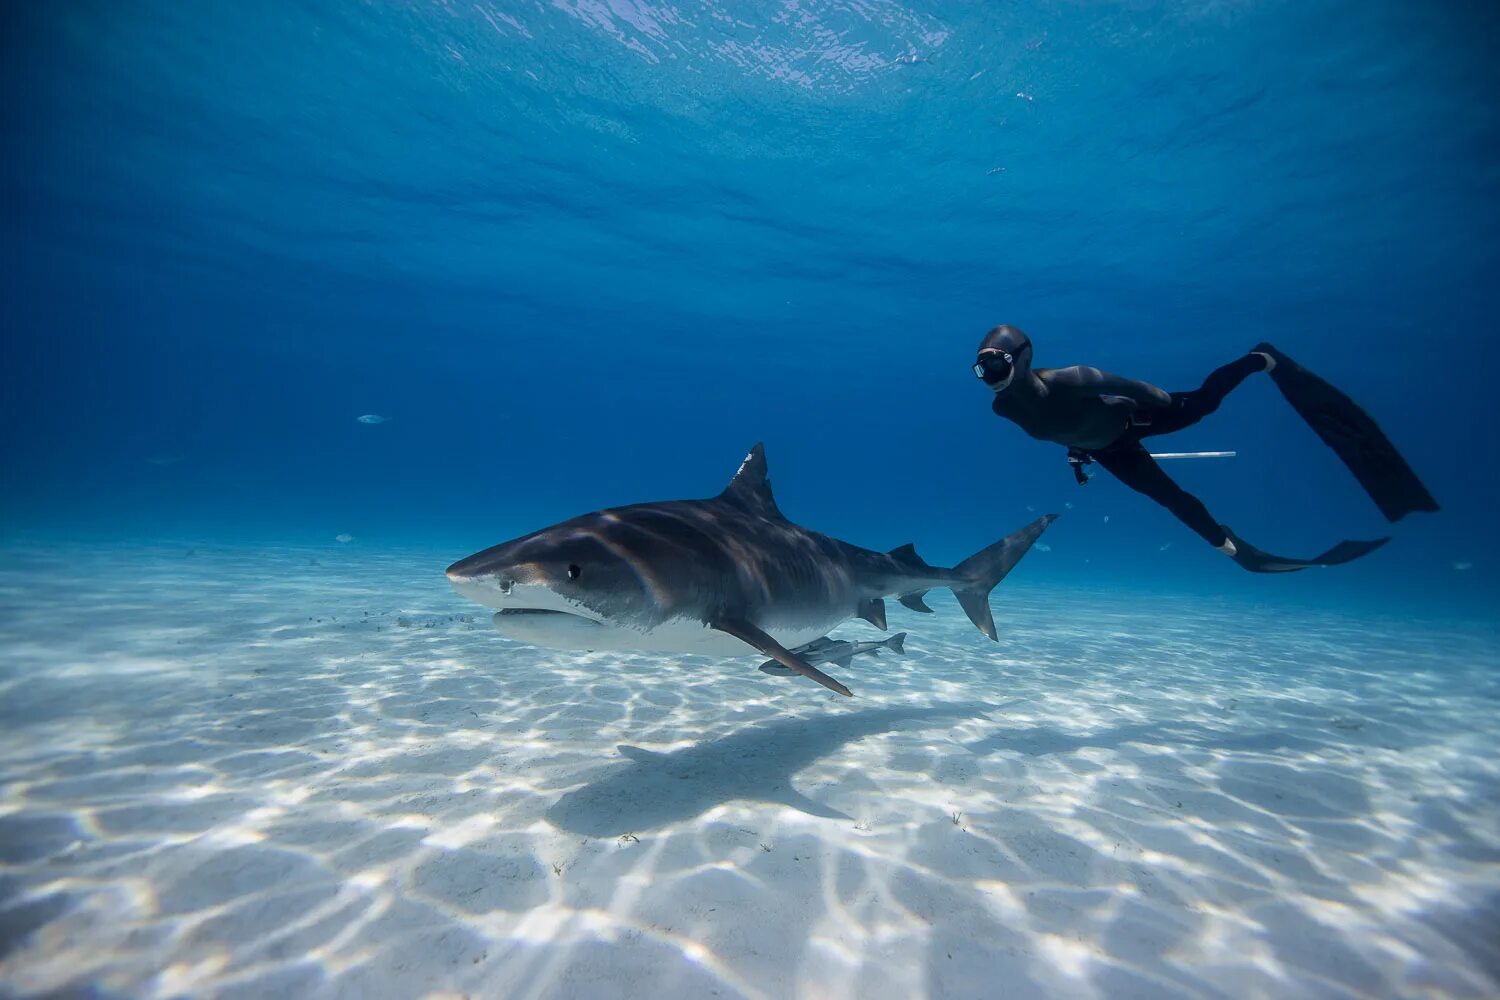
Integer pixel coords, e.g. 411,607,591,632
490,610,846,656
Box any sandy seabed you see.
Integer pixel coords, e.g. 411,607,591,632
1,542,1497,999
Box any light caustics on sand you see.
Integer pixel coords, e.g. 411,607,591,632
0,544,1497,998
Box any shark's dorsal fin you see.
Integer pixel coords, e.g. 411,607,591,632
719,443,785,519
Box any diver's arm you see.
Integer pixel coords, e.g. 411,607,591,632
1046,367,1172,409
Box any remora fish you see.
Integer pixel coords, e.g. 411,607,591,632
445,444,1056,697
757,633,907,676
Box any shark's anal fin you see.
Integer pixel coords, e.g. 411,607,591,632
888,548,935,613
712,617,854,697
857,598,887,631
898,592,933,613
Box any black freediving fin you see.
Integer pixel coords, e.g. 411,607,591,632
1222,526,1391,574
1253,342,1439,522
713,617,853,697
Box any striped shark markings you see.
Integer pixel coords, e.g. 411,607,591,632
445,444,1056,696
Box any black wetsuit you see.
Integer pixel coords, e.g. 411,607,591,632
1084,354,1267,547
976,325,1430,572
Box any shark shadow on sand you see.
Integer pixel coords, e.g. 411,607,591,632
962,721,1344,759
545,702,996,837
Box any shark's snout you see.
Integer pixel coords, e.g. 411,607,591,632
445,564,512,593
444,550,521,609
444,552,487,581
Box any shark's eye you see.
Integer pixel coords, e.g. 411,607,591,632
567,564,581,581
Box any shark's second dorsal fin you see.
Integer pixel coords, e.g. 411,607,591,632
719,443,785,519
888,543,931,568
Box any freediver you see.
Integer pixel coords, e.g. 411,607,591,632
972,325,1439,572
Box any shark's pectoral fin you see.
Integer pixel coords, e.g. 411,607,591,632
831,654,854,669
712,617,854,697
857,598,887,630
617,745,665,762
757,660,795,676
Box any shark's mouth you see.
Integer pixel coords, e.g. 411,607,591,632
490,608,605,635
494,608,599,624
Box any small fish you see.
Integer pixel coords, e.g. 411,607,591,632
1064,501,1074,510
1034,542,1051,552
758,633,907,677
336,533,354,543
356,414,389,425
1454,561,1473,571
1159,542,1172,551
1102,515,1110,523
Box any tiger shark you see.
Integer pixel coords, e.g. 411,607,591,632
445,444,1056,697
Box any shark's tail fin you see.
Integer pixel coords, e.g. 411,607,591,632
951,515,1057,640
885,632,907,656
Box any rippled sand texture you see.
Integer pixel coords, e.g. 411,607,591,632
1,543,1497,999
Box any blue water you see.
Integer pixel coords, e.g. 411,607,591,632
3,6,1500,995
4,1,1498,616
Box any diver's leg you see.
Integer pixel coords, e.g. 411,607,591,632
1093,444,1230,549
1095,441,1391,573
1139,353,1272,438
